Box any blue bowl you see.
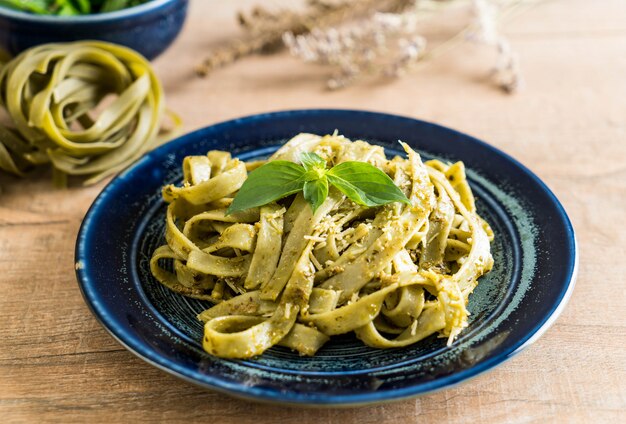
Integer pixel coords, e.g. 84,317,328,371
0,0,188,60
76,110,577,406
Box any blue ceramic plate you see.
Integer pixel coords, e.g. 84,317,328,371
75,110,577,406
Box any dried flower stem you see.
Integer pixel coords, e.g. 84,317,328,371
419,0,533,93
195,0,415,76
287,0,535,92
284,12,428,89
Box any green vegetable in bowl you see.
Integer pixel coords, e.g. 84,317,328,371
0,0,150,15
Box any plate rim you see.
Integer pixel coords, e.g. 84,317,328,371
75,108,578,406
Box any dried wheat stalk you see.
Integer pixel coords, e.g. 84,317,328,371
197,0,531,94
195,0,415,76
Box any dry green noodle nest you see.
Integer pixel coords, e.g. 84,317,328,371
0,41,175,186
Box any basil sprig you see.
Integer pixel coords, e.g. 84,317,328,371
227,152,410,214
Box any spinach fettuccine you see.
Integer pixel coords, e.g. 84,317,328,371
150,133,494,359
0,41,173,185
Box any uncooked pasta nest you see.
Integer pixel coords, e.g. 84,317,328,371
150,133,494,359
0,41,175,186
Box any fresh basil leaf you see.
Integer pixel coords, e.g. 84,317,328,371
227,161,305,214
300,152,326,172
303,167,327,182
327,161,411,207
303,177,328,213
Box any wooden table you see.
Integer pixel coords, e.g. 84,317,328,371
1,0,625,422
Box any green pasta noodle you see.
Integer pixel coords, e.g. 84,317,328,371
0,41,174,185
150,133,495,359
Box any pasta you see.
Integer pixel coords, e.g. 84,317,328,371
0,41,173,186
150,133,494,359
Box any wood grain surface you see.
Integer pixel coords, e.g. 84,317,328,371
1,0,625,422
